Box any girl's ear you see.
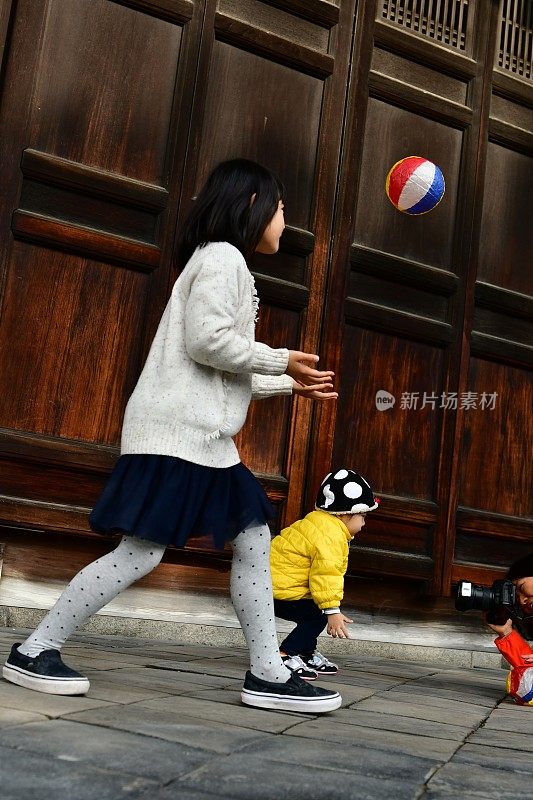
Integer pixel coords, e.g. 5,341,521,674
250,193,257,206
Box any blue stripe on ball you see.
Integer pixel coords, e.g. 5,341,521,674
406,167,445,215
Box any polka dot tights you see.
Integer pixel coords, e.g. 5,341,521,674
20,526,290,684
19,536,164,658
230,524,290,683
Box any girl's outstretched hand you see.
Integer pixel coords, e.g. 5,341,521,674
292,380,338,400
287,351,337,400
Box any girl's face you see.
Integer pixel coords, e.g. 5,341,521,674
255,200,285,254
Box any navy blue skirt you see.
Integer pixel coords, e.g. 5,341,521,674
89,455,274,550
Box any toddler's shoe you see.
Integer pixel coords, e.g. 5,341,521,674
304,651,339,675
3,643,90,695
241,670,341,713
281,654,317,681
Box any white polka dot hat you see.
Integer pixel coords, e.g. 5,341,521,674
315,469,379,515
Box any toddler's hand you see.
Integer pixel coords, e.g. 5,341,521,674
286,351,334,390
522,654,533,663
326,613,353,639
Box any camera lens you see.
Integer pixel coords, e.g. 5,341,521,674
455,580,495,612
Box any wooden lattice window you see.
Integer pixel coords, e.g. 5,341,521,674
380,0,471,51
497,0,533,81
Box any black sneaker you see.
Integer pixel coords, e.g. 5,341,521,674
241,670,341,713
282,654,318,681
304,651,339,675
3,643,90,695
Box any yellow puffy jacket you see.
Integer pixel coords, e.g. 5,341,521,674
270,510,351,610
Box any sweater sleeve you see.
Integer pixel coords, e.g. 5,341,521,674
251,373,294,399
184,251,289,375
495,629,533,668
308,539,345,610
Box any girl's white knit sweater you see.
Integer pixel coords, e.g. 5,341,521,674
121,242,293,467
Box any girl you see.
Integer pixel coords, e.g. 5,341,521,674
3,159,341,714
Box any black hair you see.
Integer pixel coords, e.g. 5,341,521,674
508,555,533,581
177,158,285,267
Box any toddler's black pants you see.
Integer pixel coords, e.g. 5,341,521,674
273,598,328,657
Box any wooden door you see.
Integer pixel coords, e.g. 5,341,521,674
0,0,357,578
0,0,530,598
307,0,532,595
0,0,204,546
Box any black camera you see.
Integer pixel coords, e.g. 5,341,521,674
455,579,524,625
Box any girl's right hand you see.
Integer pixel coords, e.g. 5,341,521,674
286,351,335,388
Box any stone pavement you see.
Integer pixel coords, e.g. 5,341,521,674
0,626,531,800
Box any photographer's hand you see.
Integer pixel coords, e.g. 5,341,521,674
485,616,513,638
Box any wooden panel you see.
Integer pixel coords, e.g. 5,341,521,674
455,531,533,566
332,327,445,501
214,12,334,78
371,46,469,104
194,40,324,230
348,272,449,323
353,98,463,270
478,143,533,294
0,243,147,442
373,18,477,78
31,0,183,183
217,0,331,51
458,357,533,517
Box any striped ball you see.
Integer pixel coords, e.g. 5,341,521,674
385,156,445,215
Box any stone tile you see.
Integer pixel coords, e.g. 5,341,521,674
425,761,531,798
353,695,490,726
0,719,212,781
137,694,304,733
158,659,245,679
315,682,378,705
87,666,237,693
481,708,533,735
0,707,47,728
325,673,406,690
284,719,460,760
65,703,269,753
238,734,435,781
0,743,159,800
389,683,498,707
64,656,134,671
63,647,156,665
379,687,494,713
471,651,507,669
330,707,472,740
468,727,533,752
0,681,113,718
152,789,224,800
341,661,438,679
182,687,242,703
455,743,533,773
80,682,172,704
175,753,419,800
417,671,504,689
